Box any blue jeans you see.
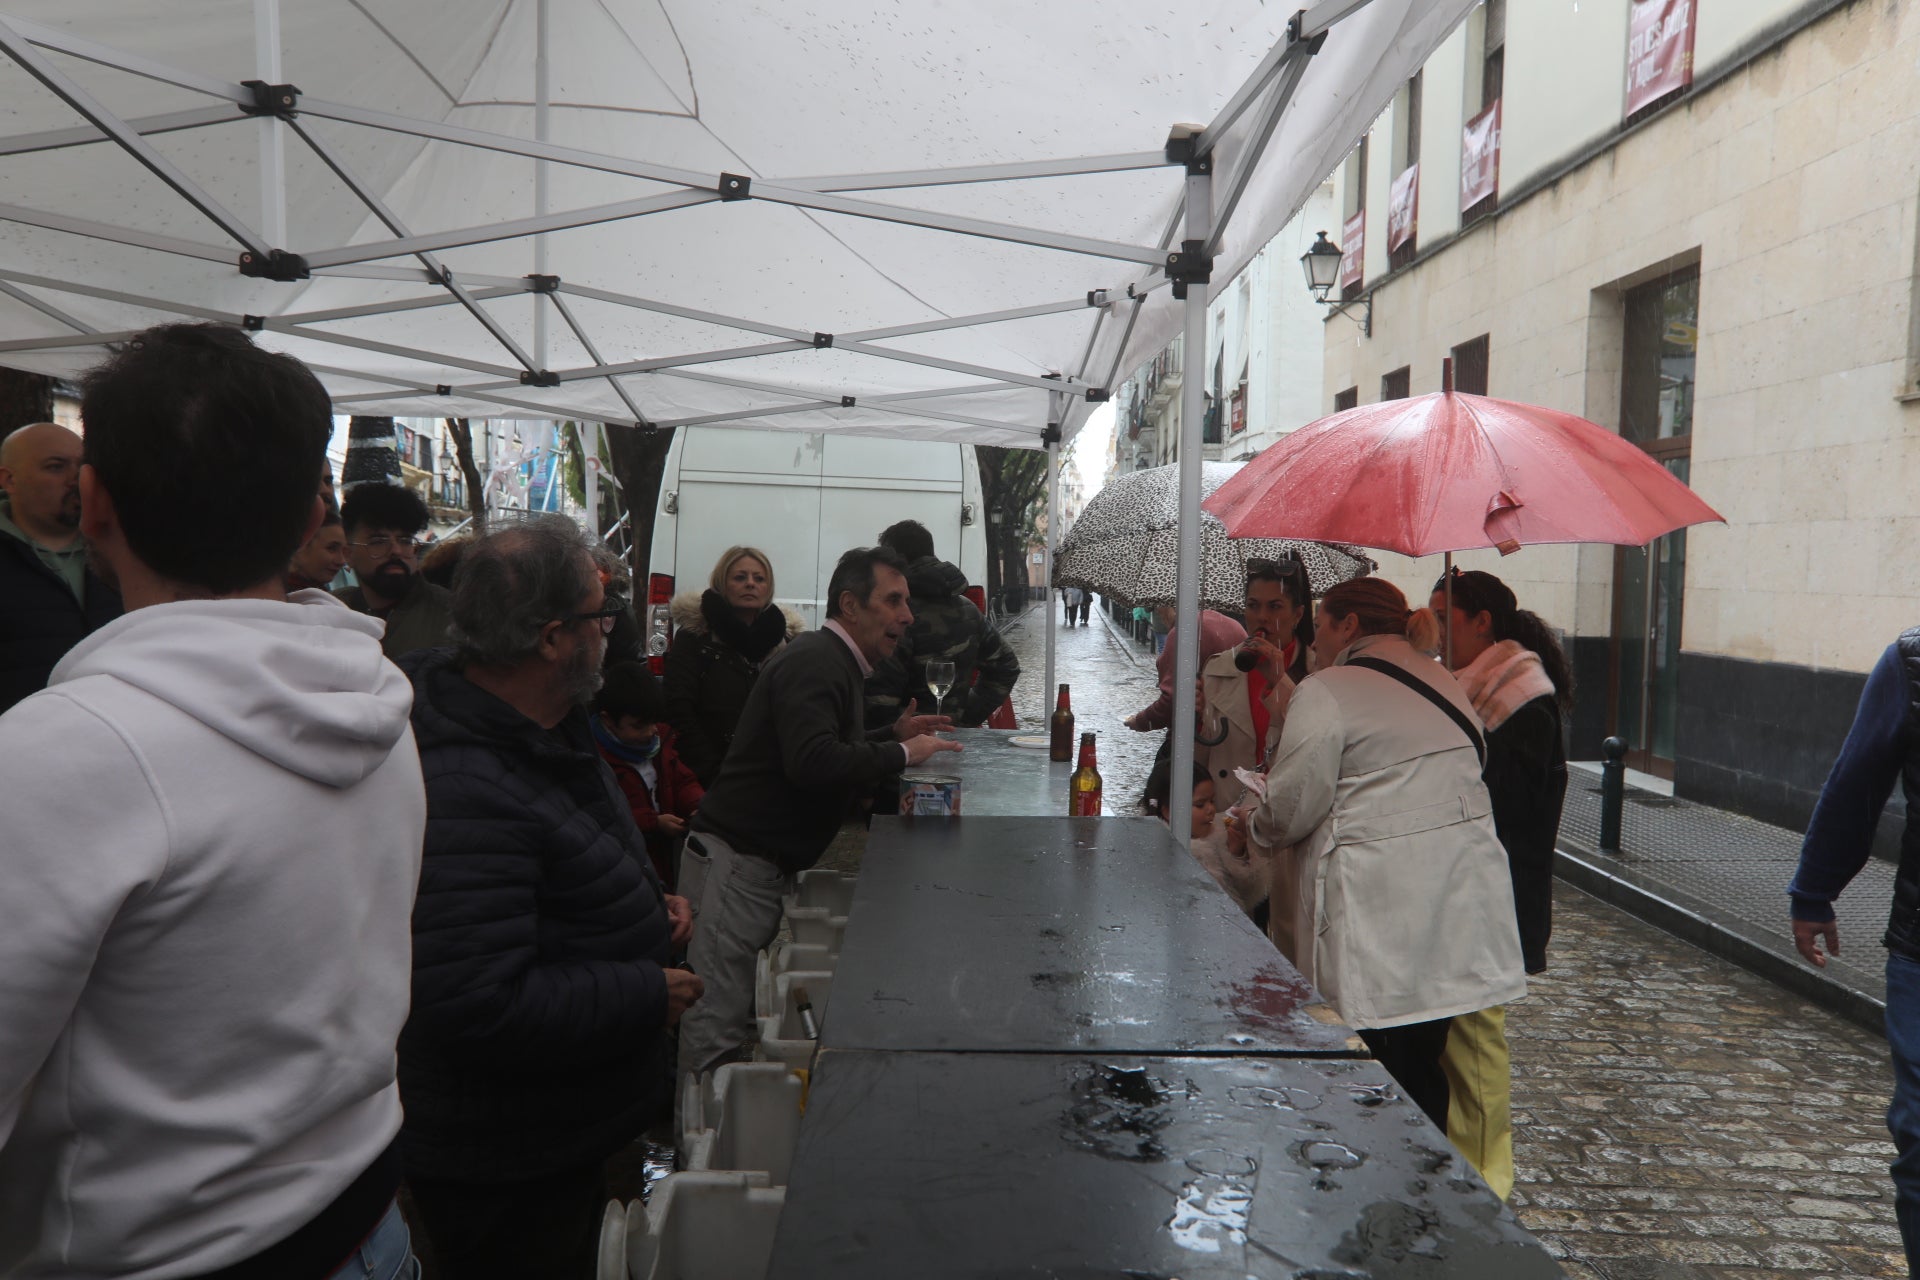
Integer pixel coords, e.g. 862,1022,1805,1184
1885,952,1920,1270
323,1201,419,1280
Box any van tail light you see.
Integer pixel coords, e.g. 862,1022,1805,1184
646,573,674,674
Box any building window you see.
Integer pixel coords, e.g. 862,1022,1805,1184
1334,387,1359,412
1388,74,1421,271
1621,269,1698,444
1463,0,1504,226
1451,335,1490,395
1624,0,1697,125
1381,366,1411,401
1341,137,1368,302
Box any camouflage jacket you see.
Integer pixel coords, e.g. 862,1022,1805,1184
864,556,1020,729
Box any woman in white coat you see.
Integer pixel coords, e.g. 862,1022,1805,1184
1244,577,1526,1130
1194,554,1314,812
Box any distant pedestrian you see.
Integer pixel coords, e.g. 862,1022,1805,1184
1245,577,1525,1132
400,515,698,1280
334,482,454,659
1061,585,1084,626
662,545,804,786
286,504,349,593
1076,591,1092,627
1787,626,1920,1270
0,421,121,713
677,546,961,1079
1428,567,1574,1202
595,661,705,890
865,518,1019,729
0,323,425,1277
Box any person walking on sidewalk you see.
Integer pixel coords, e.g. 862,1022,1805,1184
1787,630,1920,1270
1427,567,1573,1202
677,546,961,1079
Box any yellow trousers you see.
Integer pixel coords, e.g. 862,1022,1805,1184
1439,1005,1513,1201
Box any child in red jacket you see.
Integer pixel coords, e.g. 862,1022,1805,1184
593,662,704,890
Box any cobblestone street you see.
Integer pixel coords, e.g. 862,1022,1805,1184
1002,602,1907,1277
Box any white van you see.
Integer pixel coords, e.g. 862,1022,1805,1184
642,427,989,659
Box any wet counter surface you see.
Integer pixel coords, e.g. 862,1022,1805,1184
822,816,1365,1057
904,726,1101,818
768,1049,1565,1280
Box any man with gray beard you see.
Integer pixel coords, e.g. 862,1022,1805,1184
398,514,700,1279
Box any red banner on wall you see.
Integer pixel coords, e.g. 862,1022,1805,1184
1460,100,1501,211
1625,0,1697,116
1339,210,1364,292
1387,163,1419,253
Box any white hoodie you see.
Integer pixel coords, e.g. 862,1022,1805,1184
0,591,424,1278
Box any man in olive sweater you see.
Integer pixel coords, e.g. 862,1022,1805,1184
678,546,961,1077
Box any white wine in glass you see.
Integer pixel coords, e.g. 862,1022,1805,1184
923,660,957,715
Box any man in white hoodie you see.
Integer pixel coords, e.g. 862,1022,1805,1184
0,324,425,1280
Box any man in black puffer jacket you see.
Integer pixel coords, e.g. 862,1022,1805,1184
401,514,700,1280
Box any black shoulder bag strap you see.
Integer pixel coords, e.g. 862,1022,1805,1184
1345,656,1486,769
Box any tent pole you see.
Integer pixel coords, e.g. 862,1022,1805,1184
532,0,550,371
253,0,285,249
1169,165,1213,848
1043,401,1062,722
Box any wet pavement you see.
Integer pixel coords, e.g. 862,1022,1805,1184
1003,600,1166,816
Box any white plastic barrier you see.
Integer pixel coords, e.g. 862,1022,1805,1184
782,870,855,952
753,970,832,1073
754,941,837,1021
679,1062,805,1185
621,1171,786,1280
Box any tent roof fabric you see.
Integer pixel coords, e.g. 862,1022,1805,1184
0,0,1474,447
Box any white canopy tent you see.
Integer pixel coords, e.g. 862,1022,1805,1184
0,0,1474,839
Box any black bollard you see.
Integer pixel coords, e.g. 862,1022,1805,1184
1599,736,1627,854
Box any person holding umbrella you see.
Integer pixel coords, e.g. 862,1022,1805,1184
1243,577,1526,1133
1425,567,1573,1201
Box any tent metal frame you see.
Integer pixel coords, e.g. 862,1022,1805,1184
0,0,1386,842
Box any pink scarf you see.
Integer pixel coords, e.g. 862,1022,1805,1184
1453,639,1555,732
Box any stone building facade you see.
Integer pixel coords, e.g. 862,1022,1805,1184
1324,0,1920,849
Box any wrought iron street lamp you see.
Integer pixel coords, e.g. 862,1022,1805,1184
1299,229,1372,337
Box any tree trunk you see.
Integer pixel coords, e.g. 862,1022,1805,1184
445,417,487,531
0,366,55,430
602,422,676,581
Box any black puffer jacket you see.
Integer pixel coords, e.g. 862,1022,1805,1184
399,649,675,1184
0,532,120,714
661,589,803,786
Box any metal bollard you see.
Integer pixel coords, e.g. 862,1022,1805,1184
1598,736,1627,854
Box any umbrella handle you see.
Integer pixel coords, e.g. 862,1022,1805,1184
1194,715,1229,747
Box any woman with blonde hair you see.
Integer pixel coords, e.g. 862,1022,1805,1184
662,545,804,785
1242,576,1525,1132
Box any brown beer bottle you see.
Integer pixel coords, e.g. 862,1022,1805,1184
1068,732,1102,816
1048,683,1075,762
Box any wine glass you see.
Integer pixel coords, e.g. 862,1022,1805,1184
924,659,957,717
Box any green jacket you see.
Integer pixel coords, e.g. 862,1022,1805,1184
334,579,455,660
865,555,1019,729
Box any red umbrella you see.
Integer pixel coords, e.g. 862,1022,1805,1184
1203,383,1723,557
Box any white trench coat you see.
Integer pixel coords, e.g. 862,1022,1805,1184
1249,632,1527,1030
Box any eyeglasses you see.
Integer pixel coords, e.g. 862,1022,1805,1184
348,534,419,554
561,601,627,635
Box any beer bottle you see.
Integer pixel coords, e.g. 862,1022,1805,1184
1048,683,1075,762
1068,732,1102,816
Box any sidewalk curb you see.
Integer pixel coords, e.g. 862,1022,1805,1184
1554,839,1886,1038
1090,602,1150,670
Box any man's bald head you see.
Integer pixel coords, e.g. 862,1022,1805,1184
0,422,83,545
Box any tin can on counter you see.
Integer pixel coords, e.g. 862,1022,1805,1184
901,773,963,817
